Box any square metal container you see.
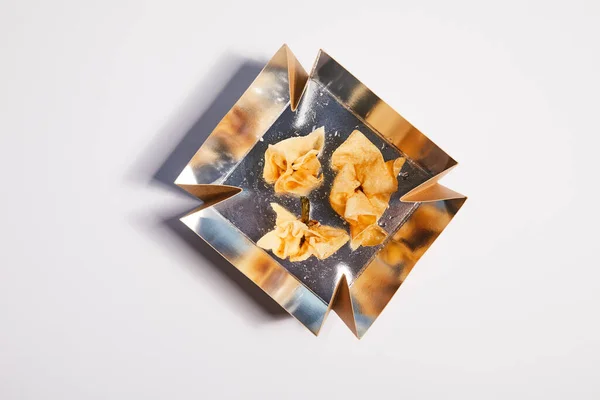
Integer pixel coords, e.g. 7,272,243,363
175,45,466,338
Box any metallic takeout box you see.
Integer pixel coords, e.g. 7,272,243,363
175,45,466,338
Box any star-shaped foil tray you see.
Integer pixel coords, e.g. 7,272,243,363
175,45,466,338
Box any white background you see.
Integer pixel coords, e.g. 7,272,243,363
1,0,599,399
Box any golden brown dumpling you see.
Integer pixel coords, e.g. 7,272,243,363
263,127,324,196
257,203,349,262
329,130,405,249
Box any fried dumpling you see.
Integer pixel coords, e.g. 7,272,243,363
257,203,349,262
263,127,325,196
329,130,405,249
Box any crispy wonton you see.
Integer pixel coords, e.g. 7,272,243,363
257,203,349,262
263,127,325,196
329,130,405,249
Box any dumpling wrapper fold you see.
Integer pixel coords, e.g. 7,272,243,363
329,130,405,249
257,203,349,262
263,127,325,196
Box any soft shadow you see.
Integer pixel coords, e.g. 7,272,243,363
131,54,288,319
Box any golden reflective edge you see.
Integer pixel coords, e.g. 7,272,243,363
174,45,293,187
175,45,466,337
181,208,330,335
349,198,466,338
311,50,457,178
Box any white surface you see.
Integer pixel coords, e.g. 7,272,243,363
1,0,599,399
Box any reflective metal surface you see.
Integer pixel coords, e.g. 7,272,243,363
216,81,429,303
176,45,466,337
